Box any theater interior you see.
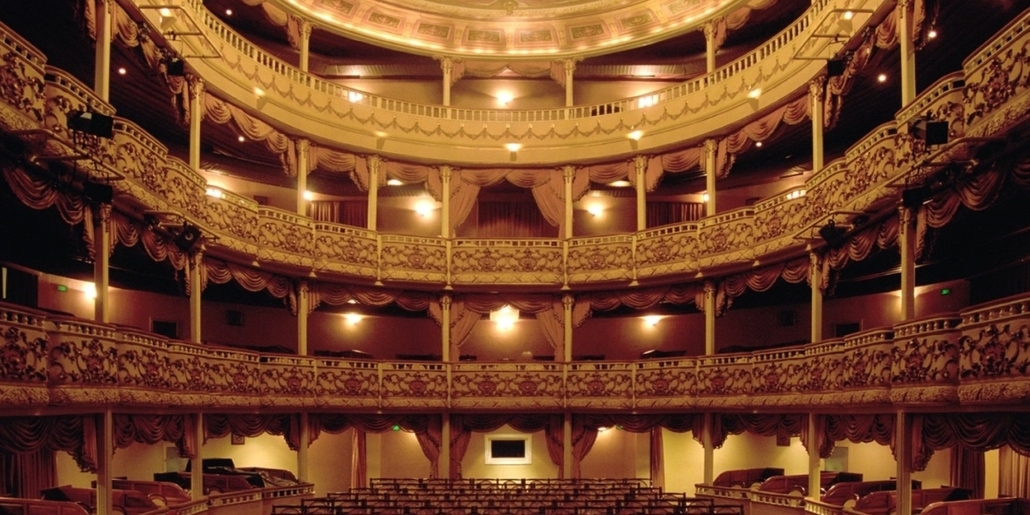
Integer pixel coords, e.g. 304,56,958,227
0,0,1029,513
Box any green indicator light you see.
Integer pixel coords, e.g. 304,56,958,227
940,288,951,296
392,425,401,431
56,284,68,292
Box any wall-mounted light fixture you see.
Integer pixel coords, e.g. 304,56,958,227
490,305,519,330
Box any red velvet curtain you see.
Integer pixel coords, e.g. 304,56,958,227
205,413,299,449
820,414,896,458
448,414,563,478
477,200,557,238
0,416,97,472
310,414,442,477
714,413,806,449
309,200,368,227
113,414,196,458
999,446,1030,498
0,448,56,498
350,430,367,489
950,446,985,498
914,413,1030,470
646,201,704,227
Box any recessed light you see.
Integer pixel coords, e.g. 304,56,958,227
877,73,887,83
237,135,245,142
225,9,233,16
117,67,126,75
928,29,937,39
756,141,763,148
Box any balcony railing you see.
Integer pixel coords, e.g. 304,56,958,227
2,291,1028,411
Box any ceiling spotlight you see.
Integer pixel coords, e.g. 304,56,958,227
225,9,233,16
505,143,522,152
117,67,127,75
755,141,763,148
386,179,404,186
877,74,887,83
927,29,937,39
237,135,245,142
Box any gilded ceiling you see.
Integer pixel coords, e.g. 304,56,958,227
276,0,746,59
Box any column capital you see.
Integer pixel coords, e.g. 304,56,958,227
189,246,205,266
295,137,310,153
702,20,717,40
562,294,574,309
189,77,205,98
560,58,580,73
441,165,453,182
634,154,648,174
94,202,112,222
369,154,381,174
704,138,718,155
808,250,822,270
299,19,313,38
297,279,309,295
441,294,452,309
703,280,716,295
562,164,576,182
98,0,114,13
899,204,917,230
809,77,826,101
436,55,455,73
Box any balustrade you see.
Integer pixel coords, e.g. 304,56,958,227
1,291,1030,410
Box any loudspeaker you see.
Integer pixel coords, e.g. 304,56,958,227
82,181,113,203
901,184,932,209
67,111,114,138
165,58,185,77
827,58,846,77
912,118,949,146
818,222,847,248
174,224,202,252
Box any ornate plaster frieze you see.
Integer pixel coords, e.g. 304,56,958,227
275,0,746,59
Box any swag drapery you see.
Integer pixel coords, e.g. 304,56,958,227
574,414,703,481
448,414,563,479
0,416,98,472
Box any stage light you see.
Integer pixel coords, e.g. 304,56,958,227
67,111,114,138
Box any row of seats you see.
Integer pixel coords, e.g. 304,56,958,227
272,479,743,515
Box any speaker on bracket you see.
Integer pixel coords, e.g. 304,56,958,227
912,118,949,146
67,111,114,138
82,181,113,204
827,58,846,77
174,223,202,253
818,221,848,248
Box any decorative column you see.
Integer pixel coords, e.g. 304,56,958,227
440,166,452,238
635,156,647,231
440,295,452,362
296,280,310,485
562,295,573,362
191,414,204,499
810,252,823,343
898,0,917,105
703,21,717,75
810,79,825,173
96,410,113,515
563,165,575,238
440,57,453,107
298,20,312,73
189,79,204,171
895,412,913,515
441,415,452,479
93,204,111,323
562,59,576,107
899,206,916,320
807,414,822,501
367,155,380,231
296,138,309,215
702,413,715,485
704,139,717,216
297,280,309,356
703,281,716,355
561,413,573,478
189,248,203,343
298,413,310,483
94,0,112,101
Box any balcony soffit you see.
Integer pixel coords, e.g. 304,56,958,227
272,0,749,60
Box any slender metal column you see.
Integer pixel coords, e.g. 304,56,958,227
704,140,717,216
94,0,112,102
